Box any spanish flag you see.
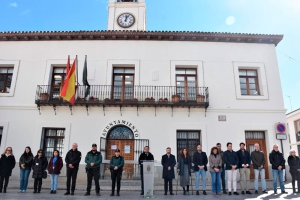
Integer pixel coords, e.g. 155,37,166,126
60,57,76,104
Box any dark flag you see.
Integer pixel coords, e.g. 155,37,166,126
82,55,90,98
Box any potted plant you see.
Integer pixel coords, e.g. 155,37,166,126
89,96,99,102
76,97,85,102
123,98,138,102
39,93,49,101
196,94,205,103
172,94,180,103
145,97,155,102
104,98,116,103
158,98,168,103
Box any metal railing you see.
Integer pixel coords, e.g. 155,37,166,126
35,85,209,106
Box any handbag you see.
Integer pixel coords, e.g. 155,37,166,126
42,170,47,179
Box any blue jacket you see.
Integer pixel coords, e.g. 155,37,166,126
223,150,239,170
236,149,251,168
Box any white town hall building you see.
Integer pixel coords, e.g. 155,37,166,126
0,0,289,180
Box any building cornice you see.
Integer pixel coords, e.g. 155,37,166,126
0,30,283,46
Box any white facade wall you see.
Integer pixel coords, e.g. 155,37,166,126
287,109,300,154
0,40,288,179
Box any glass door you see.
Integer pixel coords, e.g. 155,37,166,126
113,68,134,101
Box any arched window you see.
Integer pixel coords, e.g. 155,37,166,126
107,126,134,139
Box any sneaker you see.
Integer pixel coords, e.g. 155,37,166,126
246,191,252,194
203,190,207,195
64,192,70,195
274,190,278,194
110,193,114,196
196,191,199,195
117,193,120,196
223,190,227,194
255,190,258,194
84,192,90,196
281,191,288,194
22,190,26,193
228,192,232,195
294,193,297,195
241,191,245,195
263,190,268,194
18,190,22,193
234,192,239,195
96,193,100,196
50,190,53,194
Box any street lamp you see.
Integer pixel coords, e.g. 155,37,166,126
286,95,292,112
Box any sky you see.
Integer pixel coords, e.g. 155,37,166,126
0,0,299,113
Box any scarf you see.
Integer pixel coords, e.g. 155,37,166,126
53,156,58,167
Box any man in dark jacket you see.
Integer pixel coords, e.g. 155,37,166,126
193,145,208,195
269,144,287,194
237,142,251,195
138,146,154,195
161,147,176,195
251,143,267,194
217,143,226,194
64,143,81,195
223,142,239,195
84,143,102,196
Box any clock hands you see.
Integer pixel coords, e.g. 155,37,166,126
125,15,129,22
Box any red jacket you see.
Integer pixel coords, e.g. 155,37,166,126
47,157,63,174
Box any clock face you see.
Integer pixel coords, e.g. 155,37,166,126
117,13,135,28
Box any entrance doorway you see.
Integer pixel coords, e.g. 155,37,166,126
106,126,135,179
245,131,269,179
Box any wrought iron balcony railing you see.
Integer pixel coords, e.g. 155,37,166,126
35,85,209,108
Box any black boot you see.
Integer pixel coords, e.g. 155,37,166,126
110,192,114,196
3,188,6,193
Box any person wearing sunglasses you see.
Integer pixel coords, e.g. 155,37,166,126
0,147,16,193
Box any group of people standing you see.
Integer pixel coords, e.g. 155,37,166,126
145,142,300,196
0,143,124,197
0,142,299,196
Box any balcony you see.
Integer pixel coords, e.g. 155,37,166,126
35,85,209,115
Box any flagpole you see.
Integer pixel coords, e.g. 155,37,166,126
76,55,79,86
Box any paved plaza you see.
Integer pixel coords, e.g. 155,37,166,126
0,178,299,200
0,188,300,200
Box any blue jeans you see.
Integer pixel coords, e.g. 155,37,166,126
195,169,206,191
50,174,59,190
272,169,285,192
19,169,31,191
254,169,266,191
221,165,225,190
210,172,221,194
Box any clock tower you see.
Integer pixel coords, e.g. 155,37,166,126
107,0,146,31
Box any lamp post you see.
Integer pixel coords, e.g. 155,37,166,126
286,95,292,112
